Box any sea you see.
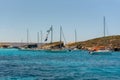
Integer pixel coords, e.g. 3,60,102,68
0,48,120,80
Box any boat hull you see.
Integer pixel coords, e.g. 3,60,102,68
89,50,112,55
45,49,68,53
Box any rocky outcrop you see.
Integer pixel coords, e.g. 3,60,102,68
66,35,120,51
81,35,120,49
41,41,64,49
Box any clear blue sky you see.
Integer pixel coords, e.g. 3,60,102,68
0,0,120,43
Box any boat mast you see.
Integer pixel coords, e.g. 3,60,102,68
40,31,42,44
40,31,43,49
103,16,106,37
51,25,53,43
37,32,39,44
60,26,62,48
103,16,107,47
75,29,77,43
21,39,23,47
27,28,29,45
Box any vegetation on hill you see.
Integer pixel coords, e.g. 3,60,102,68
66,35,120,50
41,41,64,49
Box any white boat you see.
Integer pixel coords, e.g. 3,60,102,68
89,16,112,55
89,49,111,55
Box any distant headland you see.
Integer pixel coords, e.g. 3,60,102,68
0,35,120,51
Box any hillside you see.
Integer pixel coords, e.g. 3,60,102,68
41,41,64,49
0,35,120,51
66,35,120,50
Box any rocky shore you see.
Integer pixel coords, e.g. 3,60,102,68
66,35,120,51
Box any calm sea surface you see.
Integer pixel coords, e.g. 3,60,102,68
0,48,120,80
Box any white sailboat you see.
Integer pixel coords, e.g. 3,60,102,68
45,26,69,53
20,29,39,51
73,29,79,50
89,16,111,55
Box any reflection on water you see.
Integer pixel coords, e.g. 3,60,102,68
0,49,120,80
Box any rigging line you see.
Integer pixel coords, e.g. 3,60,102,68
106,21,109,36
61,28,67,44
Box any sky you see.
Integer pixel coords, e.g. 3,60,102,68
0,0,120,43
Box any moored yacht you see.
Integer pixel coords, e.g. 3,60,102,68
89,16,112,55
89,46,111,55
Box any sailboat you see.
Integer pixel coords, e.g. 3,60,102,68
45,26,69,53
89,16,111,55
73,29,79,50
20,29,41,51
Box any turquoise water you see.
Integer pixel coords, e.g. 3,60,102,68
0,49,120,80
